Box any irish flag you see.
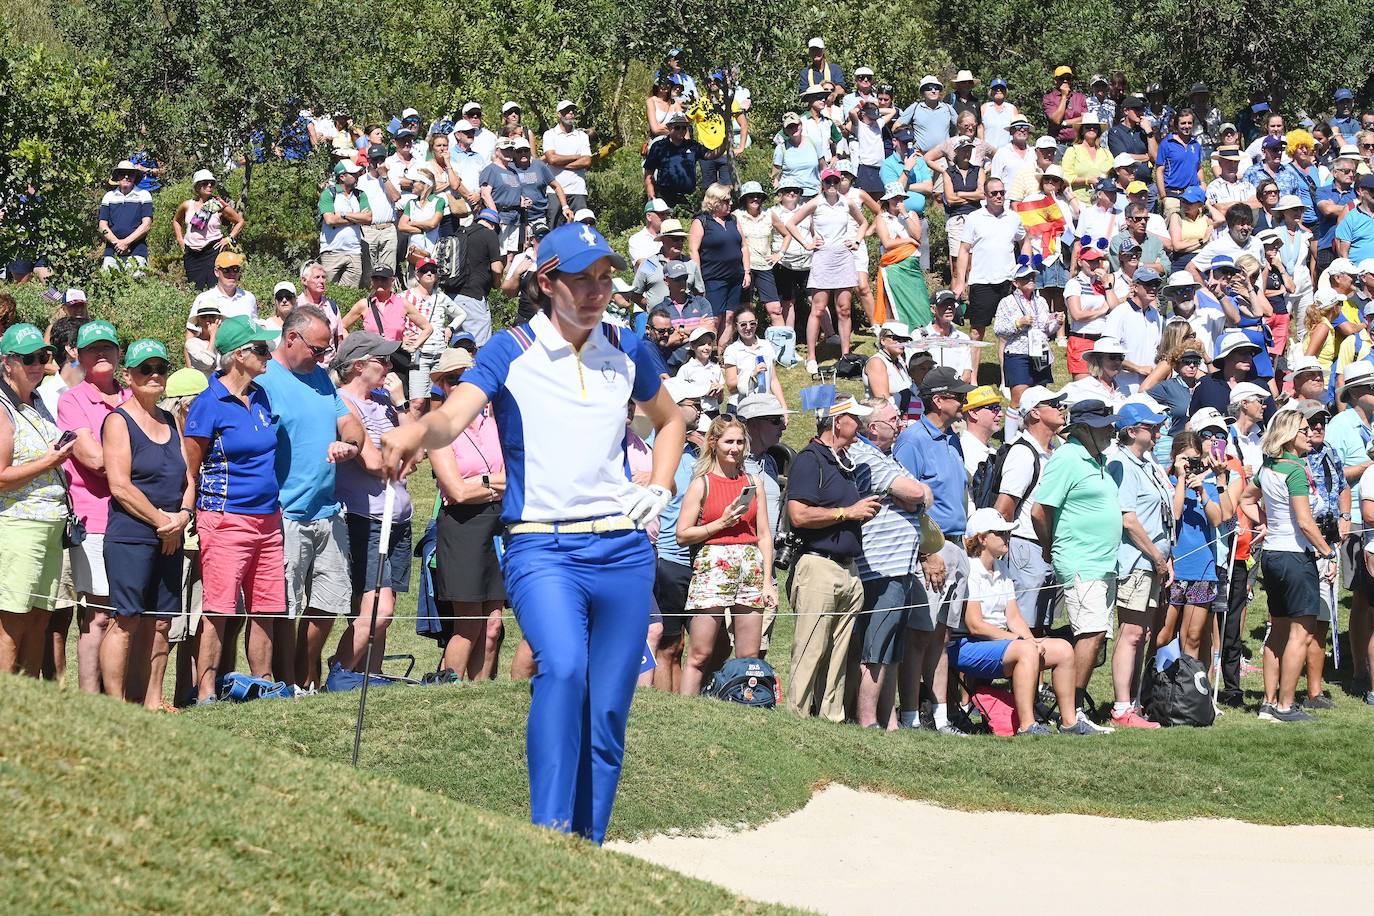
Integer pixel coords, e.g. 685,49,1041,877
1014,194,1066,258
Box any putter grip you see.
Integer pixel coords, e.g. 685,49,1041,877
378,485,397,555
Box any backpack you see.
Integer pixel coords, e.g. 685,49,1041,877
971,438,1041,511
324,661,399,693
834,352,866,379
435,228,468,289
1144,654,1216,727
701,657,779,708
968,684,1020,736
219,672,292,702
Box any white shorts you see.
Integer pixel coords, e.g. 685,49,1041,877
69,532,109,596
852,242,870,273
1062,576,1116,636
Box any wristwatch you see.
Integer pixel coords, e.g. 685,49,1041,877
834,507,848,521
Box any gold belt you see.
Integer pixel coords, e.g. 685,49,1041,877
507,516,636,535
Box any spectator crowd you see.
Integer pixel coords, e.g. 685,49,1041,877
5,40,1374,736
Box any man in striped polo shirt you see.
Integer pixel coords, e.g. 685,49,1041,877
848,398,933,729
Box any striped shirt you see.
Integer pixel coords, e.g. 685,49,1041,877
849,438,923,580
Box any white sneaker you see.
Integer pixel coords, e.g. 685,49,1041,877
1075,708,1115,733
805,358,818,377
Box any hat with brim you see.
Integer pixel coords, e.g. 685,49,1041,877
1186,407,1229,435
1339,361,1374,397
1163,270,1200,293
1038,164,1066,184
800,85,830,100
1215,330,1260,360
214,316,280,355
1286,354,1324,379
1214,146,1242,162
76,320,119,351
0,323,50,356
964,385,1004,412
192,168,217,186
824,395,873,419
427,347,475,380
1086,336,1127,358
536,223,627,275
111,160,141,179
738,180,767,199
656,218,687,239
1289,399,1331,422
1020,385,1065,412
123,338,169,369
737,393,792,420
966,507,1015,538
164,367,209,399
880,182,906,202
921,366,976,397
1069,399,1120,428
1274,194,1305,212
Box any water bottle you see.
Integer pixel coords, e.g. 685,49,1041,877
753,354,768,394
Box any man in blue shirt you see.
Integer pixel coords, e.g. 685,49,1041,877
893,366,974,734
1154,110,1203,217
1335,175,1374,263
643,114,723,207
899,76,957,155
798,37,844,94
257,307,366,689
1330,88,1360,145
1315,155,1357,273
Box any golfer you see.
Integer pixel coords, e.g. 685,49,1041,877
382,223,685,844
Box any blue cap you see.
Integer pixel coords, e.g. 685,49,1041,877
477,207,500,224
1114,401,1168,429
536,224,627,275
1094,177,1118,194
1180,186,1207,204
1252,102,1270,113
1209,254,1238,273
449,330,477,349
1262,135,1285,149
1069,399,1120,428
1132,266,1162,284
1335,88,1355,102
990,77,1008,89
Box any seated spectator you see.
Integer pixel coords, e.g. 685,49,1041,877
675,328,725,414
864,322,914,415
951,508,1099,736
101,340,190,708
675,416,776,696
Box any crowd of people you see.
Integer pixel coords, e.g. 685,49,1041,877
4,42,1374,744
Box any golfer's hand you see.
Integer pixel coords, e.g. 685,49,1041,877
624,482,672,528
381,423,426,481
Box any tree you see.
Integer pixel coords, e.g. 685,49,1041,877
0,39,126,278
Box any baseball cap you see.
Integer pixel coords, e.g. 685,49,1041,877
1093,177,1118,194
878,321,912,340
1132,266,1163,284
1054,65,1073,78
332,331,401,373
1112,152,1138,170
1090,73,1108,86
1186,407,1229,435
536,224,626,275
477,208,500,224
1262,135,1285,150
367,143,388,161
1114,400,1168,429
122,338,169,369
736,393,791,420
414,256,438,273
1358,175,1374,191
782,111,803,127
1013,261,1038,279
1126,180,1148,195
854,66,875,78
644,198,671,214
215,250,243,269
1208,254,1238,274
1122,95,1146,110
334,160,363,176
1180,186,1207,204
394,128,417,141
501,101,521,115
573,208,597,223
1034,136,1058,150
0,324,47,356
1329,256,1360,275
664,376,709,403
663,260,691,280
400,107,420,120
665,112,688,126
214,316,280,355
164,367,209,399
1189,82,1211,95
823,395,873,418
272,281,297,298
461,101,482,114
452,119,477,134
1118,238,1141,255
1068,399,1120,428
991,78,1009,90
1335,88,1356,102
63,288,87,305
76,320,118,350
807,37,825,49
555,99,576,113
1228,382,1270,407
687,326,716,344
1289,399,1331,421
964,385,1003,411
921,366,976,397
966,507,1015,539
370,265,396,281
1020,386,1065,412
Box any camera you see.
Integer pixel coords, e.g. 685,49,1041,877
1317,515,1341,547
1186,457,1205,476
774,531,804,570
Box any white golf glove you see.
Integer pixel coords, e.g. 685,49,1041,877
624,483,672,528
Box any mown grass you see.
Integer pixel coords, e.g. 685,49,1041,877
0,675,793,914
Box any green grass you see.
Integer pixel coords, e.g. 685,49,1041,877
0,675,792,914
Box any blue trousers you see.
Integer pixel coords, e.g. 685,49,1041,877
503,528,654,844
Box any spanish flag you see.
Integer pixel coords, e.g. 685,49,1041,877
1013,194,1066,259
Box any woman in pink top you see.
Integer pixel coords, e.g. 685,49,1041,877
56,319,130,696
428,348,508,680
342,267,432,399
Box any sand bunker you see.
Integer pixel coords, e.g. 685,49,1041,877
613,784,1374,914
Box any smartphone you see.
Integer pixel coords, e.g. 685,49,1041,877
55,430,77,449
1210,439,1227,463
728,485,756,514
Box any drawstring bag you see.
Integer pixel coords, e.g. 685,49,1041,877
765,325,798,367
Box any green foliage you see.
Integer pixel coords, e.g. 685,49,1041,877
0,40,126,278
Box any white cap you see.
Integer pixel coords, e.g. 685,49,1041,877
1186,407,1229,434
1329,256,1359,276
664,376,709,403
1034,135,1058,150
919,74,942,89
854,66,875,77
461,101,482,114
1228,382,1270,407
1359,258,1374,275
1287,354,1324,378
966,507,1016,538
878,321,912,339
1080,111,1104,127
611,277,633,294
687,326,717,344
1020,385,1066,411
1087,336,1127,357
272,281,297,297
1163,270,1200,292
191,168,217,185
1314,287,1347,307
401,107,420,119
573,208,597,223
645,198,670,214
501,101,521,115
1340,360,1374,395
409,167,434,186
556,99,577,113
1112,152,1137,169
63,288,87,304
807,37,825,49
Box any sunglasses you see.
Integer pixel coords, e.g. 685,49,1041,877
1180,358,1203,367
653,326,673,337
133,360,170,377
219,267,241,276
1199,428,1224,440
243,343,271,358
10,351,50,366
737,321,758,329
442,373,465,385
760,416,784,427
987,190,1006,197
1307,418,1328,428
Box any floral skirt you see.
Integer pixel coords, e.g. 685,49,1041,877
685,543,766,611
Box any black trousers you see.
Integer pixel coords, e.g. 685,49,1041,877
1217,557,1249,695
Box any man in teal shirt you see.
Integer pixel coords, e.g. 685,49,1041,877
1325,364,1374,695
1031,399,1121,729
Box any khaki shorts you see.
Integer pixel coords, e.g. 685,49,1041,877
945,214,967,260
1116,567,1163,617
1062,576,1116,636
283,514,352,620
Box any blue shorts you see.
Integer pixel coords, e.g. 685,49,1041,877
1035,260,1068,289
749,268,780,305
105,539,183,618
345,512,413,599
1003,352,1054,388
947,636,1013,680
705,278,743,317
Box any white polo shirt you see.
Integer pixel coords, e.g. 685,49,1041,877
355,172,397,224
463,311,663,523
962,206,1027,285
541,126,592,197
1101,300,1164,393
189,285,257,322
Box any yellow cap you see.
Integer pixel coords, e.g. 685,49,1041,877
1126,180,1148,194
964,385,1004,412
1054,65,1074,78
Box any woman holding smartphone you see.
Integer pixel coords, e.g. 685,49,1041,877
675,415,775,695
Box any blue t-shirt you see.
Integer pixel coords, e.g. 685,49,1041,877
654,446,699,566
184,375,280,515
1156,135,1203,190
899,102,957,157
1337,207,1374,262
1314,185,1355,250
774,138,823,197
644,139,709,195
880,153,931,215
257,359,348,521
97,188,154,257
893,417,968,536
1170,476,1220,582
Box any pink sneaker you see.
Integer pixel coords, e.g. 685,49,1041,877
1110,707,1161,729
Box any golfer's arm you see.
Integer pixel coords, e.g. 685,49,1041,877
421,382,489,450
639,386,685,492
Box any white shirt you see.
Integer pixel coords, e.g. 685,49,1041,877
450,148,488,198
1195,232,1263,272
998,433,1052,540
912,324,973,380
1061,375,1127,409
190,286,257,322
1064,274,1111,336
676,358,725,412
722,338,778,403
960,430,994,477
965,558,1015,630
628,227,660,265
1101,300,1164,393
37,375,69,419
356,171,397,224
1182,299,1226,357
1226,422,1264,477
1206,176,1255,212
1076,206,1120,247
990,144,1036,190
472,128,497,162
541,126,592,197
382,153,419,209
962,206,1027,285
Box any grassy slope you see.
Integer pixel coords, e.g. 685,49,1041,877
0,675,791,914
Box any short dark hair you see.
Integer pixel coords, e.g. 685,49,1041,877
1125,201,1148,219
49,316,89,360
647,307,673,326
1224,203,1253,229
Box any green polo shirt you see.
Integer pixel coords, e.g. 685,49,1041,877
1033,437,1123,582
